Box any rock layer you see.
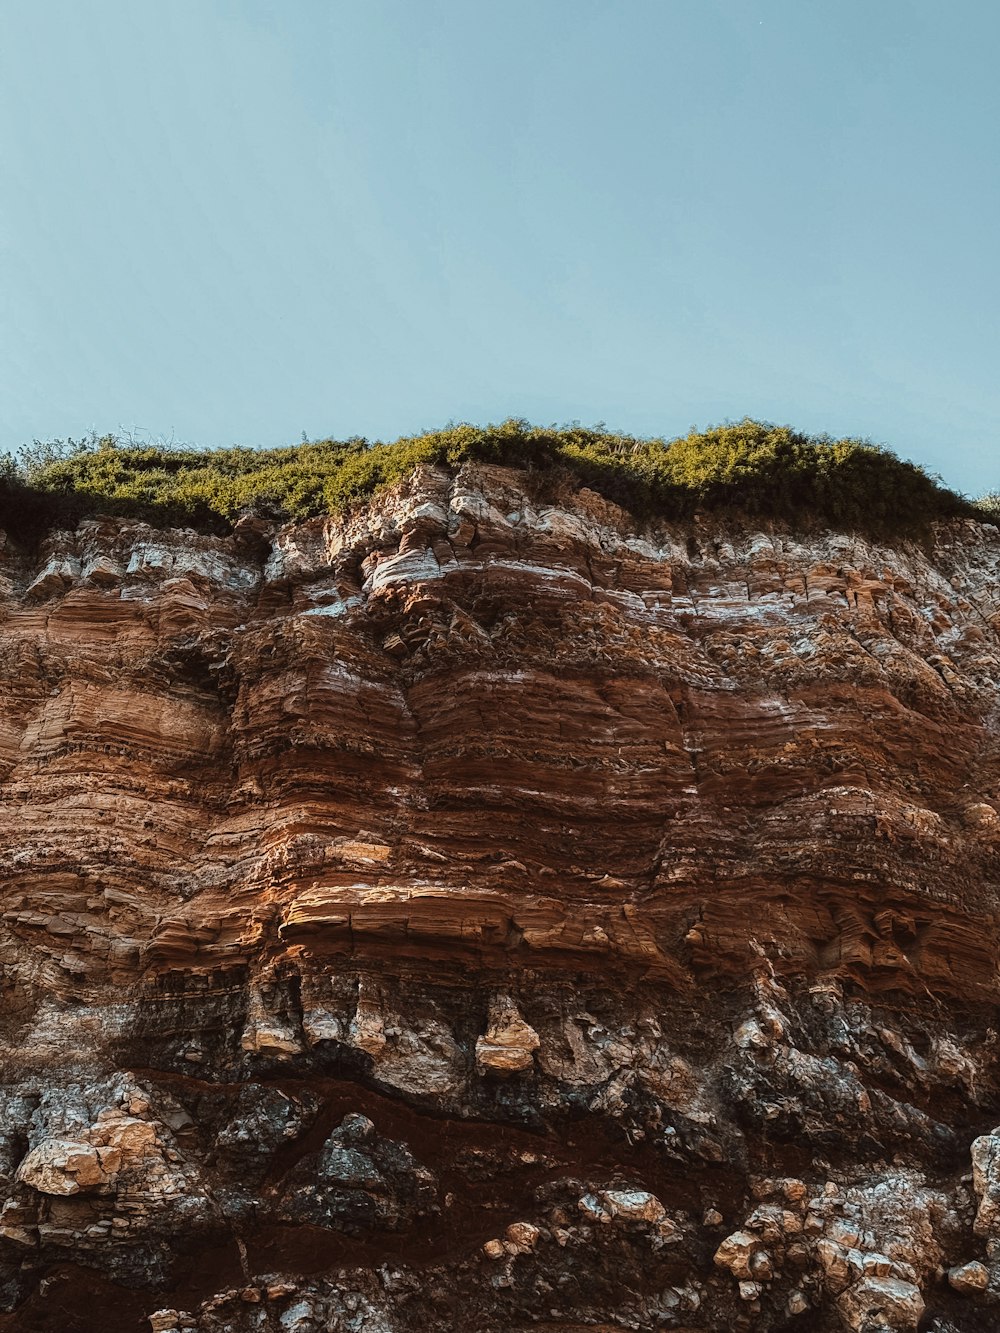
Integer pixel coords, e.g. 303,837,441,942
0,463,1000,1330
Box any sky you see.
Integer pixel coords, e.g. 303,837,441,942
1,0,998,496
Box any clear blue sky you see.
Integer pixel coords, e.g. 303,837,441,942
2,0,998,495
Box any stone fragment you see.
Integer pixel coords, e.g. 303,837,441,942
816,1238,852,1292
948,1260,989,1292
837,1276,924,1332
84,555,123,586
504,1221,541,1252
16,1140,109,1196
714,1230,761,1280
148,1314,181,1333
578,1193,612,1223
600,1189,665,1223
475,994,539,1075
27,559,78,599
749,1249,774,1280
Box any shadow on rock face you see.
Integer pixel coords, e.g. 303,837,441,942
277,1113,439,1235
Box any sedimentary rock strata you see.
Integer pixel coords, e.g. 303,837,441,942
0,463,999,1329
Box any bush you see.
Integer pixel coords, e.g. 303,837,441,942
0,417,974,542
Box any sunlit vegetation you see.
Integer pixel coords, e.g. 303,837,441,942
0,418,985,542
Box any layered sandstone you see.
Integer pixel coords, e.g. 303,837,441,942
0,463,999,1330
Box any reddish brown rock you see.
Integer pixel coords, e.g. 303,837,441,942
0,464,999,1329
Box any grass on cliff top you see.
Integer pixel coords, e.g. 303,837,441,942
0,418,984,542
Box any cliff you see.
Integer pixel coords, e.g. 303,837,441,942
1,462,999,1332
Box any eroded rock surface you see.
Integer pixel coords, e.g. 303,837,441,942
0,464,999,1329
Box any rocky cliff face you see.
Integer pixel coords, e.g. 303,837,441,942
1,463,1000,1332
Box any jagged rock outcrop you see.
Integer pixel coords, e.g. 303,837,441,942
1,463,1000,1330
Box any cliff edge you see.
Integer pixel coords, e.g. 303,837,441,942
1,462,999,1332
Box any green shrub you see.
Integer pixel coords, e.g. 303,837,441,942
0,417,974,542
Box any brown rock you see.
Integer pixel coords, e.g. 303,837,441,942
948,1260,989,1292
475,994,540,1075
1,475,999,1331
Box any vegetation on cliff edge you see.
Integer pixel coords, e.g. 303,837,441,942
0,418,985,540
